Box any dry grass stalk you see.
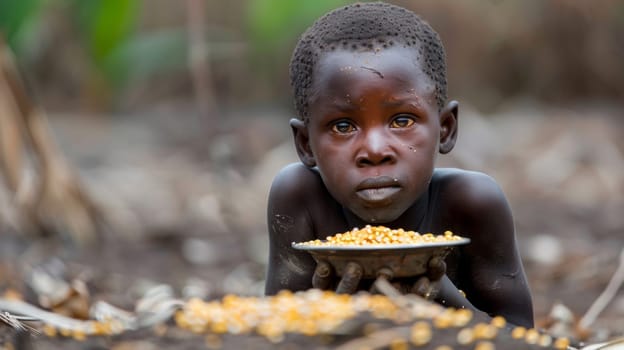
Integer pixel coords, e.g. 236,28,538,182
0,36,101,245
0,298,92,334
0,311,40,334
578,248,624,331
186,0,217,133
0,292,183,336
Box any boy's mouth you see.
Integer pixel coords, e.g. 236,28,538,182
355,176,401,203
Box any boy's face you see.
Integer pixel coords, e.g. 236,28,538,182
300,45,453,223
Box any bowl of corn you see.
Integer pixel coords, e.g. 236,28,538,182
292,225,470,279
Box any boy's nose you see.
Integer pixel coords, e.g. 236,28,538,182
355,130,397,167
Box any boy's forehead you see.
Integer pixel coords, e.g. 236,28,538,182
312,46,435,98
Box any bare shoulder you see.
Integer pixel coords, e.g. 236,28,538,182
432,168,517,269
431,168,514,243
269,162,347,245
433,168,510,219
269,162,323,202
432,169,533,327
267,163,325,245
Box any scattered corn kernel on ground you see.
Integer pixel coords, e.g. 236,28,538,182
170,289,571,349
24,225,576,349
295,225,464,247
27,290,574,349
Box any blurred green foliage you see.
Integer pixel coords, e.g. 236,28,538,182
1,0,351,107
244,0,351,105
0,0,142,92
246,0,349,53
0,0,44,52
1,1,622,111
0,0,191,106
72,0,140,86
74,0,138,61
0,0,351,93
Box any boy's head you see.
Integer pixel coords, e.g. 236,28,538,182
289,2,458,223
290,1,448,120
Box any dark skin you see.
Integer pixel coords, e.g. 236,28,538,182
265,45,534,328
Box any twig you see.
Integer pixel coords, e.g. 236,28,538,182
186,0,217,134
0,36,101,245
580,337,624,350
0,299,93,333
0,38,26,194
374,277,443,319
0,311,41,334
335,325,409,350
0,296,183,336
579,248,624,330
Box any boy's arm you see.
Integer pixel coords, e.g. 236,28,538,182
265,163,318,295
441,171,534,328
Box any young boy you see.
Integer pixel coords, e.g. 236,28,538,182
265,2,533,328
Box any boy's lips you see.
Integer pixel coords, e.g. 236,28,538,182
355,176,401,203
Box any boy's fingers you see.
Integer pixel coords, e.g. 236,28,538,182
312,261,333,290
412,276,440,300
336,262,363,294
412,276,432,299
427,280,441,300
427,256,446,281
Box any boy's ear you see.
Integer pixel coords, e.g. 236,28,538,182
290,118,316,167
439,100,459,154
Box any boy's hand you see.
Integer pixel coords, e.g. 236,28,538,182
311,256,446,297
409,256,446,299
312,261,363,294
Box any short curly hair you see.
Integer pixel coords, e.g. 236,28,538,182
289,2,448,119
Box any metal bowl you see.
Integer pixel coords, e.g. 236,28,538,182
292,238,470,279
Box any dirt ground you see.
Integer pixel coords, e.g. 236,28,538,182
1,101,623,348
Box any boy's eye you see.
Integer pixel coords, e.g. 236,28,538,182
331,120,356,134
390,115,415,128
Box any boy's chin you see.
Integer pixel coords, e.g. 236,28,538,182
351,207,404,225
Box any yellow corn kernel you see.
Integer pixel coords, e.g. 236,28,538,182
474,341,495,350
300,319,318,336
390,338,408,350
524,328,540,344
211,321,228,334
72,329,86,341
538,334,552,347
457,328,474,345
554,337,570,349
473,323,498,340
490,316,506,329
451,308,473,327
296,225,464,246
433,309,454,329
94,321,113,335
511,326,526,339
173,288,414,342
42,324,57,337
410,321,432,346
